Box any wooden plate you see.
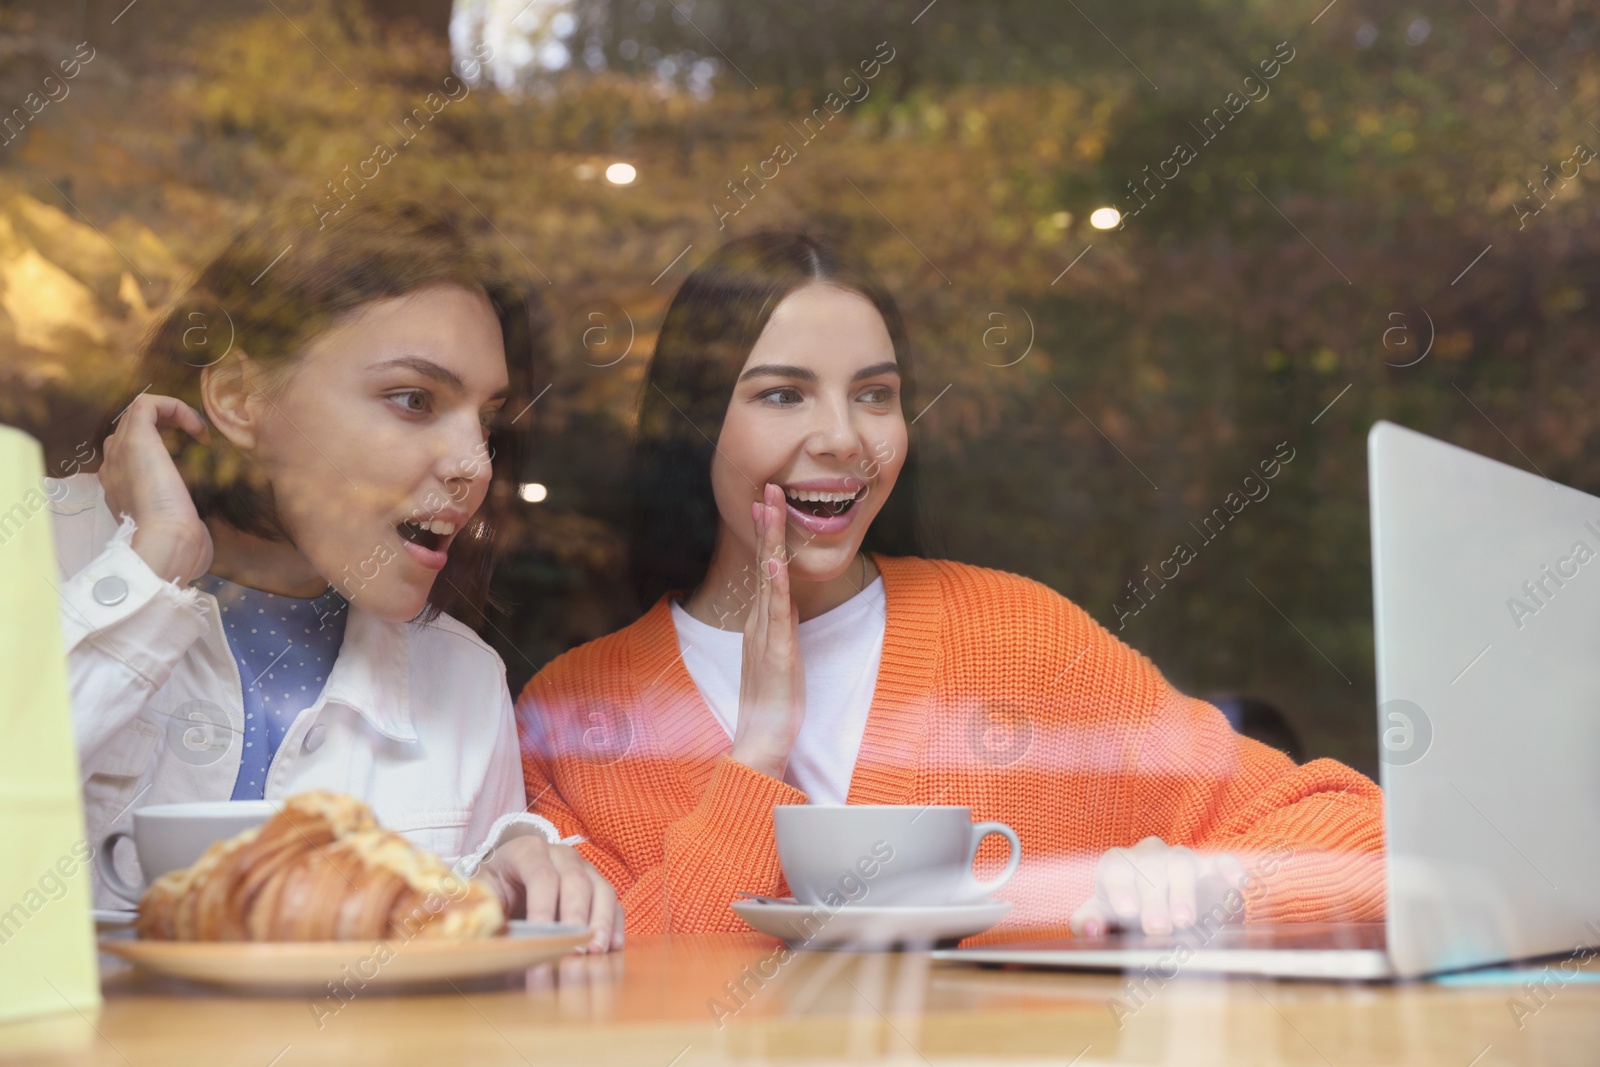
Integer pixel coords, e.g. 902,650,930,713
99,922,590,991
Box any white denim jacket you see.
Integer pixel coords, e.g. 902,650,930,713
48,474,568,906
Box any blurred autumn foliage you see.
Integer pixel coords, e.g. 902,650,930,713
2,0,1597,772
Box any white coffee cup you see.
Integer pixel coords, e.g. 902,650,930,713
773,805,1021,908
97,800,281,904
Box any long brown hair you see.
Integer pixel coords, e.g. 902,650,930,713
97,198,547,630
630,231,924,610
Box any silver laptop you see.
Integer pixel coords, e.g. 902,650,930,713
935,420,1600,980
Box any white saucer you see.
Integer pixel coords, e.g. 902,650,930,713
93,908,138,929
731,898,1011,948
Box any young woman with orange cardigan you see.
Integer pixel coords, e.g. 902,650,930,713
518,234,1385,938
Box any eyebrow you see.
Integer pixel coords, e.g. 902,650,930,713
737,361,901,384
369,356,509,400
850,361,901,383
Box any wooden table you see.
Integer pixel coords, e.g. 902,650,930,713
3,933,1597,1066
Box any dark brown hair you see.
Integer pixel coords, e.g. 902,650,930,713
97,198,548,630
630,231,923,610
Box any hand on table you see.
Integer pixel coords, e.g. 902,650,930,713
1070,836,1247,937
98,393,214,585
729,483,806,781
476,836,625,953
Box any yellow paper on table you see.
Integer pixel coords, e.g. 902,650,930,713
0,425,100,1024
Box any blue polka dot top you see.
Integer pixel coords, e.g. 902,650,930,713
193,574,349,801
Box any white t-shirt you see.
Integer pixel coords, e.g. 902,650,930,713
669,578,887,804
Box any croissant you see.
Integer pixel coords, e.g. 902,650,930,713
135,791,504,942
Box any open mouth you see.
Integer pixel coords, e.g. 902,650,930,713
783,487,865,518
395,518,457,553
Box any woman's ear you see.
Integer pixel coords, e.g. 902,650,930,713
199,352,269,450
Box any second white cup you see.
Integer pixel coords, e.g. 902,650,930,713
774,804,1020,908
97,800,281,904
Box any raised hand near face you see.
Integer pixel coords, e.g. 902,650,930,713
98,394,214,585
729,482,806,781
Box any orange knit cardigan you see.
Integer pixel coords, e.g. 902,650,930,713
517,556,1386,937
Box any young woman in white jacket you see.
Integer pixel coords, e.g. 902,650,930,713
54,199,622,951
